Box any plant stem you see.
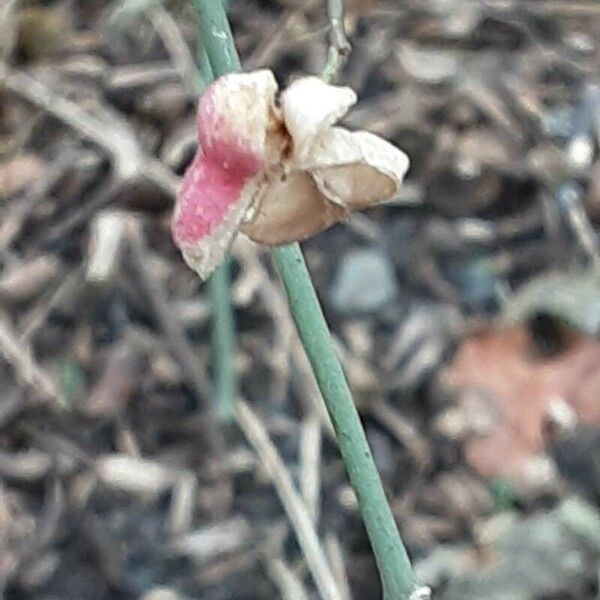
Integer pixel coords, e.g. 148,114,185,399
193,0,238,421
192,0,240,73
209,259,236,420
272,244,417,599
192,1,422,597
322,0,351,82
196,43,213,89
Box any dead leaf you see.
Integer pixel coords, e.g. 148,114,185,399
445,325,600,492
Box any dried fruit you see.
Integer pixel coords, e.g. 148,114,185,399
172,70,409,279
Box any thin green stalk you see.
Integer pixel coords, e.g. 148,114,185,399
193,1,238,421
196,43,213,90
192,0,240,73
272,245,417,599
192,1,421,597
209,259,236,420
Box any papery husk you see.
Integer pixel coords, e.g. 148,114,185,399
243,118,409,244
174,70,410,277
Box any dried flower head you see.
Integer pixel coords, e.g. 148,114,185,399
172,70,409,279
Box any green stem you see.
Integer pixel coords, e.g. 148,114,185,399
273,244,417,599
196,43,214,89
193,1,238,421
192,0,240,73
192,1,421,597
209,259,236,421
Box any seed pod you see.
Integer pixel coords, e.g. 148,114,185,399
172,70,410,280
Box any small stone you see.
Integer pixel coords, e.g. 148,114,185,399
564,31,596,55
415,545,472,589
397,42,462,84
540,105,576,140
504,268,600,336
438,498,600,599
330,248,398,314
140,588,181,600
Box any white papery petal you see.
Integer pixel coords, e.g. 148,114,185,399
197,69,279,161
280,77,357,161
304,127,410,208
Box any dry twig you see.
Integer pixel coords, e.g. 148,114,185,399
325,533,352,600
4,71,178,190
299,412,322,524
148,4,199,95
266,557,311,600
235,399,342,600
0,311,59,404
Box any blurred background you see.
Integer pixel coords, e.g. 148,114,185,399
2,0,600,598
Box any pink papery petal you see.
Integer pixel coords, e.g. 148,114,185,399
172,70,277,279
